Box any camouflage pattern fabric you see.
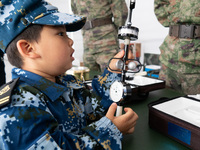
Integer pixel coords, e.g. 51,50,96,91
0,68,122,150
154,0,200,94
71,0,128,72
159,64,200,95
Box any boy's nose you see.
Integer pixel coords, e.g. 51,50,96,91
68,37,74,46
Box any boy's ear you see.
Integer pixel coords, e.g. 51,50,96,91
17,40,40,58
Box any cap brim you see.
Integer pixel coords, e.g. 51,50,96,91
32,13,86,32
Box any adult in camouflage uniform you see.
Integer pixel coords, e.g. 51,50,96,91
154,0,200,94
71,0,128,73
0,0,138,149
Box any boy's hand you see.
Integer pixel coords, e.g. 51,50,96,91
106,103,138,135
108,50,134,73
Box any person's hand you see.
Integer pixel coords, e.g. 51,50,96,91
108,50,134,73
106,103,138,134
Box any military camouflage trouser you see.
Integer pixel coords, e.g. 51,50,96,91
83,49,118,73
159,64,200,95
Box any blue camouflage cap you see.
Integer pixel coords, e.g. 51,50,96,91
0,0,86,53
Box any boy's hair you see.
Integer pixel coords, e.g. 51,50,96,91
6,24,43,68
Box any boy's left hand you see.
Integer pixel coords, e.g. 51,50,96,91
106,103,138,135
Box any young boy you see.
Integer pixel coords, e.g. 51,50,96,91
0,0,138,149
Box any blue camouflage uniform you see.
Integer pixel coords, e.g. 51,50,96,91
0,68,122,149
0,1,124,149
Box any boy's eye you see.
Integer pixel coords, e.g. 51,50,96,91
58,32,67,36
58,32,64,36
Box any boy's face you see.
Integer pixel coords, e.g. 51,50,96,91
32,25,75,77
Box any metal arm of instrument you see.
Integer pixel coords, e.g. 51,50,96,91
119,0,137,82
109,0,140,116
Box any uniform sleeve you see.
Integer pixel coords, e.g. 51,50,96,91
82,69,122,122
92,69,121,109
83,116,122,149
110,0,128,29
154,0,171,27
82,69,121,123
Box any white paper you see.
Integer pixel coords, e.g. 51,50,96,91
153,97,200,127
126,76,163,86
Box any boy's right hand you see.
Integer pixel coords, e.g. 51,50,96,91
108,50,134,74
106,103,138,135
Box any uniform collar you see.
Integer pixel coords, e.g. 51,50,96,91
11,68,68,101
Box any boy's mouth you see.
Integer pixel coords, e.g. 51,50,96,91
70,51,75,60
71,51,74,57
